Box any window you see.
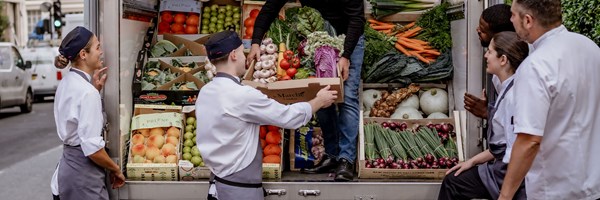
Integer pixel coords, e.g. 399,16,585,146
27,10,42,34
11,47,23,69
0,47,10,70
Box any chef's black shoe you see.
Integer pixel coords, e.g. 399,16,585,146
302,155,338,174
334,158,354,182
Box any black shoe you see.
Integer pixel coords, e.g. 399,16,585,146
302,155,338,174
334,158,354,182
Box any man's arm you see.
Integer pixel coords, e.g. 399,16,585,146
251,0,288,45
340,0,365,59
499,133,542,200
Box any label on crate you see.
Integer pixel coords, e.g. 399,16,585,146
131,112,184,130
160,0,201,13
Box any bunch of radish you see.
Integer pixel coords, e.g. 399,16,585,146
252,38,278,83
365,154,459,169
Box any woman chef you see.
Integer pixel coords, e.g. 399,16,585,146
195,30,337,200
51,26,125,200
437,32,528,200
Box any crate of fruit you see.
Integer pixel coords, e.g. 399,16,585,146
179,106,211,180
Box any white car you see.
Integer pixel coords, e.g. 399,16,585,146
0,43,33,113
22,46,65,101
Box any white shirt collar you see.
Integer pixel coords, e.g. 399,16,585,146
532,25,567,49
70,68,92,82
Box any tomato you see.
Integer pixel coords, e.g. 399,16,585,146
260,126,268,139
245,26,254,37
279,59,290,70
171,23,185,33
283,50,294,60
291,57,300,68
286,68,297,78
158,21,171,33
243,35,252,39
267,125,279,132
186,15,199,26
250,9,261,18
161,11,173,23
174,13,186,24
184,25,198,34
281,75,291,80
244,17,255,28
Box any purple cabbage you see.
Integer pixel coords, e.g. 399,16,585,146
314,45,339,78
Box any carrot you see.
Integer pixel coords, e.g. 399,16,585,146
409,39,429,45
410,51,430,64
368,19,393,26
415,49,441,56
397,39,425,51
401,27,422,37
372,25,396,30
398,37,423,46
382,29,392,35
394,43,411,56
403,22,416,29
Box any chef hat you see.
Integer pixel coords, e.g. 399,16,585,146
59,26,93,61
205,30,243,60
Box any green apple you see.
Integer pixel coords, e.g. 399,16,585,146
184,139,194,147
193,136,196,144
183,146,191,153
183,152,192,161
186,117,196,126
184,132,194,140
225,5,233,11
191,146,200,156
185,125,194,133
199,162,205,167
191,156,202,167
232,7,240,13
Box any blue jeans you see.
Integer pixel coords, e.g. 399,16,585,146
317,35,365,164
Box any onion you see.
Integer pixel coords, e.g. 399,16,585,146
398,94,419,109
427,123,435,129
435,124,442,130
391,107,423,119
425,154,434,163
379,163,386,168
389,123,398,130
399,123,408,131
420,88,449,115
362,89,382,111
377,158,385,164
260,45,266,54
381,122,390,128
391,163,399,169
427,112,449,119
261,38,273,45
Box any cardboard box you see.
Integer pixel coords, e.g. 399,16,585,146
157,34,210,57
357,111,464,179
158,0,202,35
201,0,243,35
126,105,184,181
288,127,324,171
242,62,344,104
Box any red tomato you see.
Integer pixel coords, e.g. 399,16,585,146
267,125,279,132
250,9,261,18
244,17,255,28
279,59,290,70
245,26,254,37
174,13,186,24
186,15,199,26
184,25,198,34
281,75,291,80
291,57,300,68
158,21,171,33
161,11,173,23
260,126,268,139
171,23,184,33
283,50,294,60
286,68,297,78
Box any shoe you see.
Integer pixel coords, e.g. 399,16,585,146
334,158,354,182
302,155,338,174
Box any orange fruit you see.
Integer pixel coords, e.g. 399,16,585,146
158,21,171,33
259,126,268,139
174,13,186,24
265,131,281,144
186,15,200,26
161,11,173,23
263,144,281,156
260,139,266,149
184,25,198,34
171,23,184,33
263,155,281,164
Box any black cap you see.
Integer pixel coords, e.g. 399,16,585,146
59,26,93,61
205,30,243,60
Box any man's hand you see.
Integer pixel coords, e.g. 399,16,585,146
464,89,488,119
247,44,261,66
110,171,126,189
54,55,69,69
446,159,474,176
338,57,350,81
93,67,108,91
309,85,338,112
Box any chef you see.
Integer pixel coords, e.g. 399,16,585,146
195,30,337,200
52,26,125,200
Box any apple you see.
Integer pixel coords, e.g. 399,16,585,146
153,155,166,163
184,132,194,140
131,133,145,145
145,146,160,160
191,146,200,157
166,155,178,163
150,127,164,136
166,126,180,139
182,146,191,153
184,139,194,147
161,143,176,156
136,128,151,137
187,117,196,126
193,136,196,144
131,144,146,157
185,125,194,133
133,155,145,163
148,135,165,149
191,156,202,167
182,152,192,160
166,136,179,146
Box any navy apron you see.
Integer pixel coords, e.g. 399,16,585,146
207,72,266,200
58,69,109,200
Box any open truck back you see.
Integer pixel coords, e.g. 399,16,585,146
88,0,498,199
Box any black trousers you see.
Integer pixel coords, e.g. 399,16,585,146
53,194,60,200
438,167,492,200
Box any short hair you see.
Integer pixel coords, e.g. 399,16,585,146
481,4,515,33
514,0,562,28
209,52,231,66
492,32,529,71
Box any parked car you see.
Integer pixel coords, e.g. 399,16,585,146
22,46,65,101
0,43,33,113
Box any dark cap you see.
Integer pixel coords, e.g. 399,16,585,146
205,30,243,60
59,26,93,61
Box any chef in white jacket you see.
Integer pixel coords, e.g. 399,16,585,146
195,30,338,200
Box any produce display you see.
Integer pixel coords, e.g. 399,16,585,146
159,11,200,34
368,84,420,118
141,61,180,90
181,116,204,167
130,126,181,164
252,38,279,83
363,121,459,169
201,4,241,34
364,85,450,119
260,125,282,164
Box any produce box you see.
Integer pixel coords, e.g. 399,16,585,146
242,61,344,104
150,34,209,59
126,105,184,181
148,56,208,73
201,0,243,35
240,1,300,42
158,0,202,35
260,125,284,179
179,106,211,180
357,111,465,179
158,73,205,91
132,61,205,106
288,126,325,171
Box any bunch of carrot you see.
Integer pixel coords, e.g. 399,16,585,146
368,19,440,64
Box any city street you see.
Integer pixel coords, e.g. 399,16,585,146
0,100,62,199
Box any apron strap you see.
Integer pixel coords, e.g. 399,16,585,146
215,72,242,85
487,80,514,158
212,174,262,188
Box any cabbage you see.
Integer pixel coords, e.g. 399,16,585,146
314,46,339,78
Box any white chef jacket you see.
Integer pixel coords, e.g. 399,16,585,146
195,75,312,178
54,68,105,155
513,25,600,200
489,75,515,164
